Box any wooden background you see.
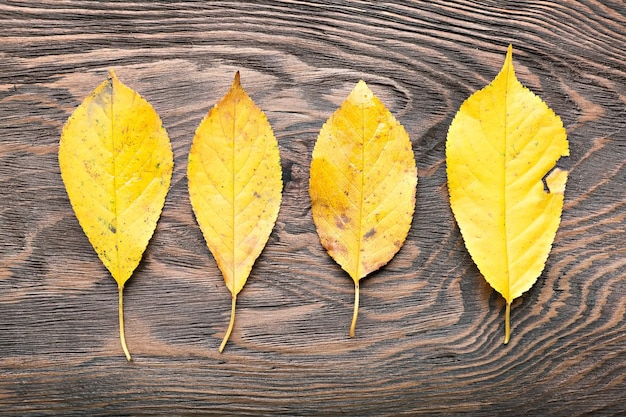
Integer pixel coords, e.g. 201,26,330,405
1,1,625,415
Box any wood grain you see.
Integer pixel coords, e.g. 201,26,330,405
1,1,625,415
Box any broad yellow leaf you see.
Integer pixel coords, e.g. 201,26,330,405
188,72,282,352
59,69,174,360
446,45,569,344
310,80,417,337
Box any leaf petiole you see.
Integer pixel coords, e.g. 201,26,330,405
504,301,511,345
350,281,360,338
219,294,237,353
118,285,131,361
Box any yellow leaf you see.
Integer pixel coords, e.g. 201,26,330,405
309,80,417,337
59,69,174,360
188,72,282,352
446,45,569,344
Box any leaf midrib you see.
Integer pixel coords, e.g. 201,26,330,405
355,102,365,280
231,90,237,292
503,60,512,301
110,77,121,284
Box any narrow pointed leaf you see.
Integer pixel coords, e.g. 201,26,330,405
446,45,569,344
188,72,282,352
59,69,174,360
309,80,417,337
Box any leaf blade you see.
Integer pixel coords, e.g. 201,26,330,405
59,69,173,286
446,45,569,343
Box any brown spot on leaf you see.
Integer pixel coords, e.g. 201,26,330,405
335,215,351,230
325,238,347,256
364,228,376,239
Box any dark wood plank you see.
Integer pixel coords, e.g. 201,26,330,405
1,1,625,415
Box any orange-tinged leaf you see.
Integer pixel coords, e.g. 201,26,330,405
310,80,417,337
188,72,282,352
446,45,569,344
59,69,174,360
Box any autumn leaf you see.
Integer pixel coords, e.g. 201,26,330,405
59,69,174,360
446,45,569,344
188,72,282,352
309,80,417,337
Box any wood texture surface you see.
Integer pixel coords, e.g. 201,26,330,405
1,1,625,415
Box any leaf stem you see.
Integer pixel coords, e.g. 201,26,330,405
219,294,237,353
118,285,131,361
350,281,360,338
504,301,511,344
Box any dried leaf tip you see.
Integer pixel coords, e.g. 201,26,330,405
233,71,241,87
349,80,374,105
504,44,514,72
107,68,119,83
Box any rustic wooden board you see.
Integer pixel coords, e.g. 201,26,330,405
1,1,625,415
